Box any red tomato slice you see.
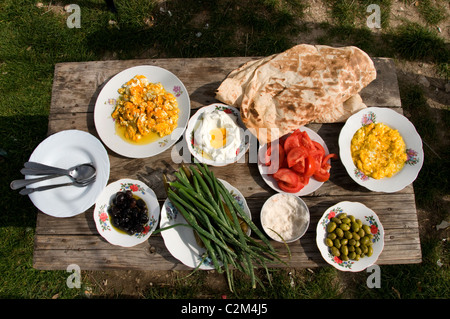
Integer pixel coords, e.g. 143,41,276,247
273,168,298,185
297,172,310,186
304,154,317,177
278,181,305,193
291,160,305,174
280,171,309,193
322,153,338,166
313,168,330,182
273,168,306,193
265,143,286,171
283,134,301,155
310,141,325,159
299,131,315,151
286,146,307,168
313,153,337,182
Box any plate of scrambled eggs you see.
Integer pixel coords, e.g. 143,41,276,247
339,107,423,192
94,66,190,158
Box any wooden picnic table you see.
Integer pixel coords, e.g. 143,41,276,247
33,56,421,271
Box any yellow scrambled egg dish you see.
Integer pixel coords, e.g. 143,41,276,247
351,123,407,179
111,75,179,142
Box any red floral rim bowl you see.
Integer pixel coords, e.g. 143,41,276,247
94,179,160,247
316,201,384,272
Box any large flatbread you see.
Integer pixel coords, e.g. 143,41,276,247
215,44,376,143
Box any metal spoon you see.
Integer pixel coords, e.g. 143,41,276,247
19,175,97,195
11,162,96,190
22,161,96,177
10,174,64,190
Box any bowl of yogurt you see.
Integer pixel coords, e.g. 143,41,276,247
260,193,310,243
186,103,250,166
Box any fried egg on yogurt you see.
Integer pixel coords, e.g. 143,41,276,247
194,108,243,163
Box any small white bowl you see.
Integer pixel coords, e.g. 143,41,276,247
260,193,310,243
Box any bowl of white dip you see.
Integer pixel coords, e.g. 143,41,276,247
186,103,249,166
260,193,310,243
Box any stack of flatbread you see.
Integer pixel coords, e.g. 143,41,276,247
215,44,377,143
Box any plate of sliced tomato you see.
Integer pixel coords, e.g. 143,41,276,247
258,127,337,195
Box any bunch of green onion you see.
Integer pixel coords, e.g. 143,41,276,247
155,163,287,292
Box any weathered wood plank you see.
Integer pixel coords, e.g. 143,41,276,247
48,57,401,116
33,192,421,270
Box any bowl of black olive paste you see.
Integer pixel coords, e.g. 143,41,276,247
94,179,160,247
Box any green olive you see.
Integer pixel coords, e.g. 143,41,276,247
326,238,334,247
352,232,360,241
360,236,370,246
340,238,348,245
344,231,353,239
363,225,371,234
341,254,349,261
349,215,356,223
340,245,348,256
338,213,347,219
327,232,337,240
354,240,360,247
348,245,355,252
348,251,356,260
348,239,356,246
358,228,365,237
331,217,342,225
335,228,344,238
354,254,361,261
327,222,337,233
356,219,363,227
334,239,341,249
339,223,350,231
355,247,362,255
351,222,360,232
367,245,374,257
331,247,340,257
361,244,368,254
341,217,351,224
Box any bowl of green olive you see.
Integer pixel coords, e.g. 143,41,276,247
316,201,384,272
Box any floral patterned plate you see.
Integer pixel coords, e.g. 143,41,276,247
159,179,251,270
339,107,423,193
94,65,190,158
94,179,160,247
185,103,250,166
316,201,384,272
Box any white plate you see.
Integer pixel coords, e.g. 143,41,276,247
185,103,250,166
26,130,110,218
159,179,251,270
257,127,330,196
94,179,160,247
94,65,190,158
316,201,384,272
339,107,424,192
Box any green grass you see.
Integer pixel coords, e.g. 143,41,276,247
417,0,448,25
0,0,449,299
